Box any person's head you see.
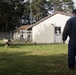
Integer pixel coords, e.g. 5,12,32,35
72,9,76,16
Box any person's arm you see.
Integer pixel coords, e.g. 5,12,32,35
62,19,72,43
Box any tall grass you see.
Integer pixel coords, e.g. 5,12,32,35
0,44,76,75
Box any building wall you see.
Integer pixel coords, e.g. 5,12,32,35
32,13,70,43
13,30,32,42
13,30,27,40
32,24,54,43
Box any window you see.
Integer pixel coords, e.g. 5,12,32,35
55,27,61,34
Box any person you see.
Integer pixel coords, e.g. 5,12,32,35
62,9,76,69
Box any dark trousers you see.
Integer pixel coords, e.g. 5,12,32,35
68,39,76,68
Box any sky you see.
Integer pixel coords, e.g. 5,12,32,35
72,0,76,8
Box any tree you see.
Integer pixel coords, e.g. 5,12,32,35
23,0,74,23
0,0,74,32
0,0,25,32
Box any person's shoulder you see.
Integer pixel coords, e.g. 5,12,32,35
67,16,76,21
70,16,76,19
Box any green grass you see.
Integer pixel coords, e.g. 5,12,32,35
0,40,4,44
0,44,76,75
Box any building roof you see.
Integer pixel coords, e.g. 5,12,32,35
15,11,72,31
15,25,33,31
32,11,72,26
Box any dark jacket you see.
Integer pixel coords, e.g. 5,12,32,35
62,16,76,41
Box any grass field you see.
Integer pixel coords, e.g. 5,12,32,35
0,44,76,75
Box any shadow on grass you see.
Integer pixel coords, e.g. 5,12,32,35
0,44,5,46
0,44,39,48
0,44,35,48
0,51,76,75
9,44,58,48
0,43,63,49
